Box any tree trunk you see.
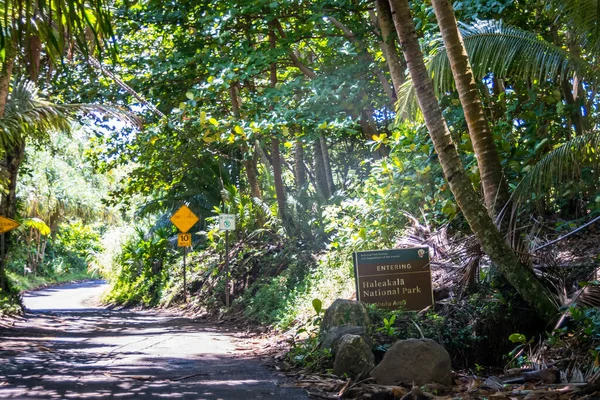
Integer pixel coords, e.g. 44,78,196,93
269,27,291,233
388,0,557,322
319,133,336,195
0,45,15,117
431,0,509,217
375,0,406,98
229,83,263,203
314,139,331,199
27,35,42,82
1,142,26,220
294,138,307,192
271,137,290,228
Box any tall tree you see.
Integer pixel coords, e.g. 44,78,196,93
0,0,115,219
387,0,557,322
269,26,292,233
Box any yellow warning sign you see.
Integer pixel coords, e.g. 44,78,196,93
170,205,199,233
0,216,20,234
178,233,192,247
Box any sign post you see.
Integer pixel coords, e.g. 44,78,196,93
0,217,20,278
218,214,235,307
170,206,199,302
353,247,433,310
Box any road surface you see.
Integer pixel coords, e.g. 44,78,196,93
0,280,307,399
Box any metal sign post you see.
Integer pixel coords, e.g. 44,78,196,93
225,230,229,307
171,207,199,303
183,246,187,302
219,214,235,307
1,233,5,278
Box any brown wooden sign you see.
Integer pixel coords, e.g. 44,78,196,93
353,248,434,310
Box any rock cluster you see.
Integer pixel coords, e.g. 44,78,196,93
320,298,453,385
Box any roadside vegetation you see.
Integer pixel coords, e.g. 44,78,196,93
2,0,600,388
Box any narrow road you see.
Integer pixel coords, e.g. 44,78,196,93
0,281,307,399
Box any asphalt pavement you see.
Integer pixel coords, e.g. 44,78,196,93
0,280,308,399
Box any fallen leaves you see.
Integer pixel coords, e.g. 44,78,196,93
280,372,600,399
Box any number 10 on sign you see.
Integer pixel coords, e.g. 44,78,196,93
178,233,191,247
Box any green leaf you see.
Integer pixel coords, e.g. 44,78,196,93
23,218,51,236
508,333,527,344
185,92,194,100
312,298,322,314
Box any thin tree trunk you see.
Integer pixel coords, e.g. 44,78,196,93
269,27,291,232
431,0,509,217
561,77,581,139
374,0,406,98
294,139,307,192
319,133,336,195
1,142,26,220
229,83,263,202
27,35,42,82
0,45,15,117
388,0,557,322
314,139,331,199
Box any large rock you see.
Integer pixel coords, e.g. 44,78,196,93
333,334,375,379
321,325,372,354
370,338,452,386
321,299,370,333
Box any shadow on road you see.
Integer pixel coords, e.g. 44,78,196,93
0,283,306,399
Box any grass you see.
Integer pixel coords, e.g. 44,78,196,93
7,270,97,292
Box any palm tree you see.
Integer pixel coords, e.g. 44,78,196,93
0,79,140,220
430,0,509,217
0,79,139,283
0,0,115,114
386,0,557,322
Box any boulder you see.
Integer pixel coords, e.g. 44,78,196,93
333,334,375,379
321,299,370,333
370,338,452,386
320,325,372,354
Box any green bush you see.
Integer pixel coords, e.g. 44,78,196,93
105,227,174,307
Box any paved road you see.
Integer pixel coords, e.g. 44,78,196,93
0,281,307,399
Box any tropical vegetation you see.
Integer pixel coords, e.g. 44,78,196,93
1,0,600,376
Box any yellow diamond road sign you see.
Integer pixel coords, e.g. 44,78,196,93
170,205,199,233
0,216,20,234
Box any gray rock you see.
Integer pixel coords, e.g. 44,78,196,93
370,338,452,386
320,299,370,333
320,325,372,354
333,334,375,379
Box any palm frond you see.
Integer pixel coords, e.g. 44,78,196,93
0,0,116,59
552,0,600,52
397,20,589,121
513,131,600,204
0,78,142,150
431,20,588,95
396,79,423,122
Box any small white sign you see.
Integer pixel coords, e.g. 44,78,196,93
219,214,236,231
